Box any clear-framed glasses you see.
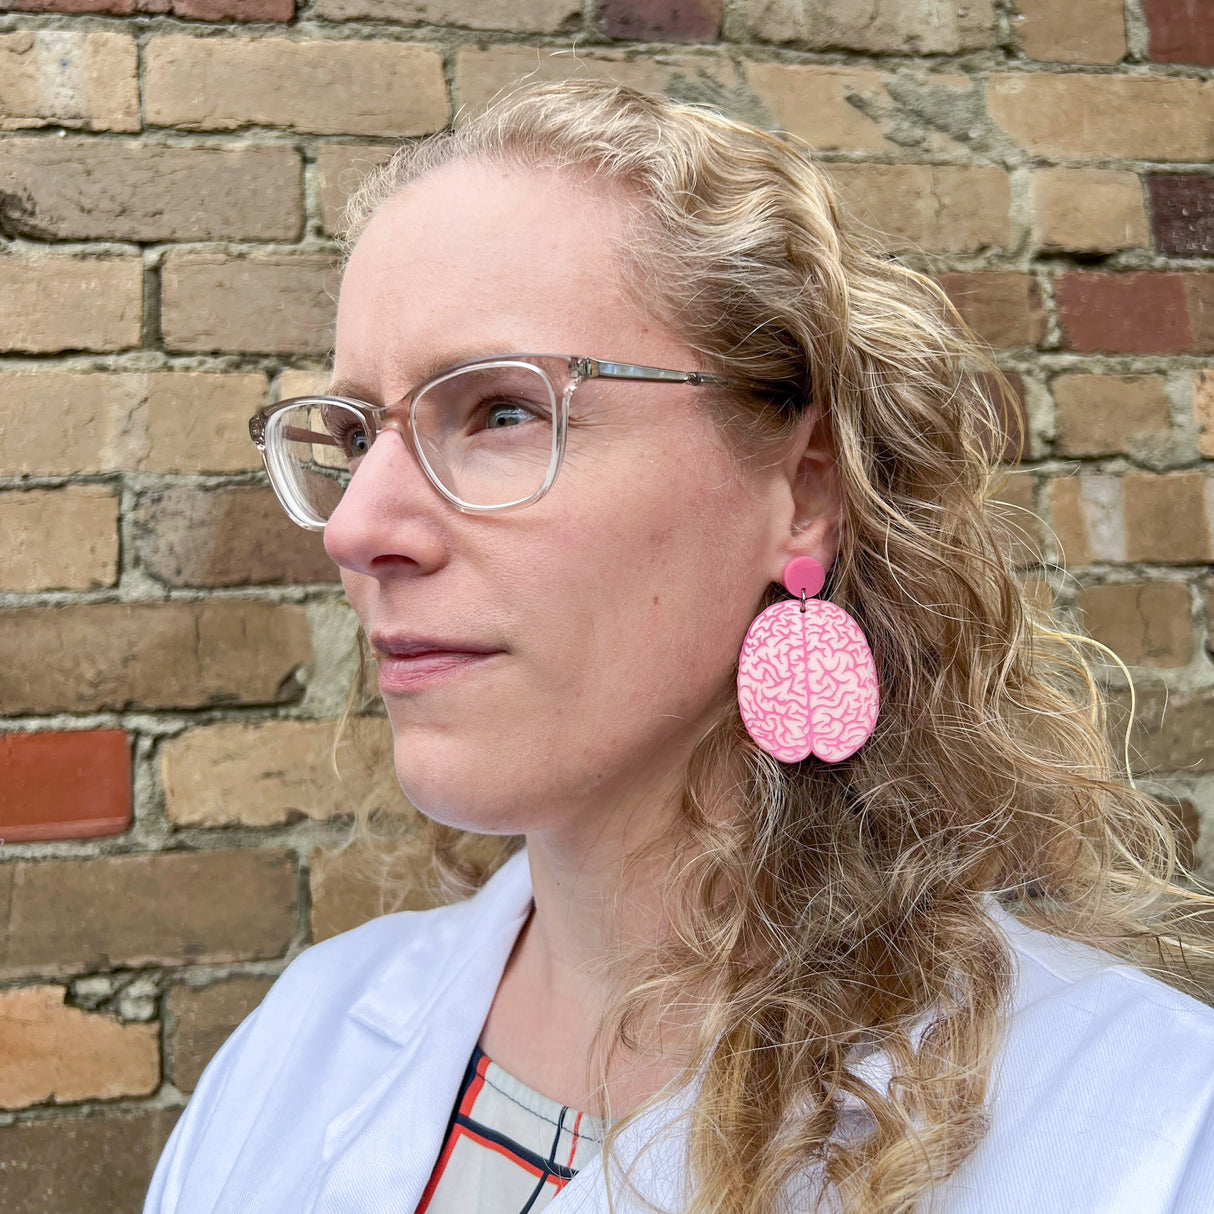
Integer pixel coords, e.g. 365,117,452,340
249,354,729,530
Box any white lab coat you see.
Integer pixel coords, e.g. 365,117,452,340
144,848,1214,1214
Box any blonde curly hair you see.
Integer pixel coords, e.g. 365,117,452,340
337,80,1209,1214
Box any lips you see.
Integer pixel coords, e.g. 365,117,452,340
369,632,503,693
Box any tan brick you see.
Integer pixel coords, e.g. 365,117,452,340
1047,474,1125,566
0,257,141,353
161,717,410,827
1013,0,1126,64
161,253,337,355
1195,369,1214,459
146,36,448,136
829,164,1010,253
747,0,995,52
1031,168,1147,252
0,1110,179,1214
1120,686,1214,773
988,472,1042,567
0,487,118,592
0,851,296,979
1123,471,1213,564
132,486,338,587
745,61,891,151
0,371,266,476
0,986,158,1109
310,836,447,942
314,0,581,29
988,73,1214,162
455,46,735,118
1052,374,1170,458
278,369,331,399
0,140,302,242
938,273,1045,348
1077,582,1193,668
166,977,274,1092
0,601,311,714
317,143,393,237
0,31,138,132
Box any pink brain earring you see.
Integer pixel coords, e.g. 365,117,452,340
737,556,879,764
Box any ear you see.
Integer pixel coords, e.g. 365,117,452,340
770,405,842,583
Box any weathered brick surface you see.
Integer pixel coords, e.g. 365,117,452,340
987,73,1214,162
310,837,440,942
1052,374,1170,458
132,485,338,587
1055,273,1199,354
0,486,119,591
1031,168,1146,253
0,31,138,131
1149,176,1214,258
745,62,891,151
1185,274,1214,354
0,140,302,242
747,0,995,52
1012,0,1126,64
1122,687,1214,773
830,164,1010,253
1143,0,1214,66
0,0,292,15
0,601,310,714
0,371,266,475
0,730,130,844
1047,474,1125,566
314,0,578,27
1077,582,1193,668
1195,369,1214,458
0,985,159,1109
1123,472,1213,565
317,144,393,236
601,0,722,41
166,976,274,1092
938,273,1045,348
0,257,141,353
146,36,448,135
160,717,407,827
161,253,338,354
0,1109,180,1214
456,45,735,117
988,472,1042,568
0,850,296,978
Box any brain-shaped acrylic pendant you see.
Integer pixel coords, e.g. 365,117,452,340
737,598,879,764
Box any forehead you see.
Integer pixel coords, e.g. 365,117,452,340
335,159,652,388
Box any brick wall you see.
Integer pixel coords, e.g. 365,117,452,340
0,1,1211,1207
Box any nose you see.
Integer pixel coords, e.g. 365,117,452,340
322,425,449,578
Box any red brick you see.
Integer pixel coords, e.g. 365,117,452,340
1150,177,1214,258
166,977,274,1092
0,850,297,978
937,273,1045,348
1076,582,1193,668
600,0,721,41
1051,374,1170,458
132,486,338,587
0,601,311,714
0,1110,179,1214
1056,273,1192,354
1143,0,1214,66
0,731,130,844
0,985,158,1109
1183,274,1214,354
1123,471,1213,564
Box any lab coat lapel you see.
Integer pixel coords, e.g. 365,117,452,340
309,849,534,1214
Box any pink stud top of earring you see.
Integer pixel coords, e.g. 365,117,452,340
781,556,826,599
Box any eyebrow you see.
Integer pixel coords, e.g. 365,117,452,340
325,347,525,402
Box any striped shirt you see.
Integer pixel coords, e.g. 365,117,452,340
416,1046,609,1214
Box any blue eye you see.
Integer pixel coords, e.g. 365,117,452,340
484,402,536,428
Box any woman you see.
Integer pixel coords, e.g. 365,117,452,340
144,81,1214,1214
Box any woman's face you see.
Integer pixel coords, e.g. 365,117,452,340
324,159,812,843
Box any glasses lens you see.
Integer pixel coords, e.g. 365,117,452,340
412,361,558,509
265,398,368,527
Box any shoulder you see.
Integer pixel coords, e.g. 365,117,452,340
935,905,1214,1213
